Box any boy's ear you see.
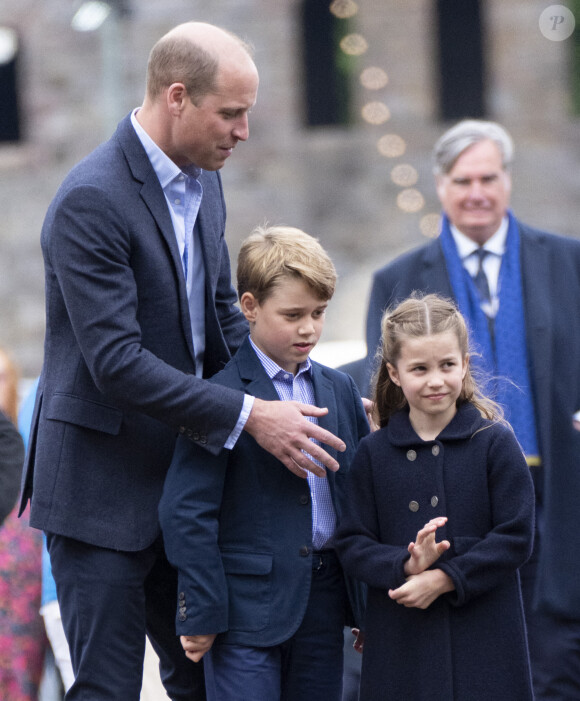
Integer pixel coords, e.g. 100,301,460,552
240,292,258,322
386,362,400,386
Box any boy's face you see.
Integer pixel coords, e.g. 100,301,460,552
240,276,328,375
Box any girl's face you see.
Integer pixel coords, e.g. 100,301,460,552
387,331,467,435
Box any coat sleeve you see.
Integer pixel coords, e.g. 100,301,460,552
334,437,410,591
438,427,535,606
0,410,24,525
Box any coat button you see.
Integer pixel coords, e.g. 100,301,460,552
406,450,417,461
409,500,419,512
431,496,439,507
178,612,187,622
299,546,311,557
178,592,185,602
432,445,440,456
299,494,309,505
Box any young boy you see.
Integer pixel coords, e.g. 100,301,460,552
159,225,369,701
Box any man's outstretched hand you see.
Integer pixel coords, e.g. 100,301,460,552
244,398,346,478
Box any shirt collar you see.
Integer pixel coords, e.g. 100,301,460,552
450,217,508,260
249,337,313,380
130,108,202,187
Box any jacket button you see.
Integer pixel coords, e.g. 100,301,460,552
431,496,439,507
178,612,187,622
178,592,185,602
432,445,440,456
299,546,311,557
193,432,200,441
406,450,417,461
299,494,309,505
409,500,419,512
200,435,207,445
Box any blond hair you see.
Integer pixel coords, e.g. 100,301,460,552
373,293,504,428
237,225,337,303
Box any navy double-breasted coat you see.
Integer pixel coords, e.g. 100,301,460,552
335,403,535,700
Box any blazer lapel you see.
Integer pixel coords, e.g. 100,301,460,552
312,364,339,503
234,339,280,401
117,115,194,361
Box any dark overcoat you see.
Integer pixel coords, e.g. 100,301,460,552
365,221,580,617
335,403,535,700
159,337,370,646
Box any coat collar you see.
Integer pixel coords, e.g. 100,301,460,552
387,402,484,447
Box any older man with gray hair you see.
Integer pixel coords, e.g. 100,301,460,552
364,119,580,699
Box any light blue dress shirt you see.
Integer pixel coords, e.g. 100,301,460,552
250,339,336,550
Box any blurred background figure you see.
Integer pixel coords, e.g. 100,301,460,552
0,347,47,701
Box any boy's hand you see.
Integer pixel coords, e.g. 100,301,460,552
404,517,450,576
180,633,217,662
361,397,379,432
388,569,454,609
244,398,346,478
351,627,365,653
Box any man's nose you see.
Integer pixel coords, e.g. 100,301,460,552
232,114,249,141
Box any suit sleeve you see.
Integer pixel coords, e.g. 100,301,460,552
334,437,411,591
159,436,230,635
0,410,24,525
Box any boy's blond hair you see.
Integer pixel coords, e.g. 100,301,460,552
237,225,337,303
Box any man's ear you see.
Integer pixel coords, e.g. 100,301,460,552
240,292,258,322
166,82,188,116
386,362,400,386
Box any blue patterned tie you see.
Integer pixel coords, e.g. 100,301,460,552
472,248,491,304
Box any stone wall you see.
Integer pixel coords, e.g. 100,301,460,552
0,0,578,375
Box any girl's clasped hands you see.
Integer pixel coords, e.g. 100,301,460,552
388,516,454,610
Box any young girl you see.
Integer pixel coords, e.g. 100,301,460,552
334,294,535,700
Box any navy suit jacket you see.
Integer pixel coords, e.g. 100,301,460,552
20,114,249,551
365,220,580,617
159,337,370,647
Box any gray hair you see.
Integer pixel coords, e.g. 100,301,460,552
432,120,514,176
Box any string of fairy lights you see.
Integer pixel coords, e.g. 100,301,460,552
329,0,440,238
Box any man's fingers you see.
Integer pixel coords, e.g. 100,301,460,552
299,406,346,454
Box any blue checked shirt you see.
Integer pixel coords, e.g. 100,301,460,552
250,339,336,550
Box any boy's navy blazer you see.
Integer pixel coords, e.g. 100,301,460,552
19,113,248,551
160,336,370,647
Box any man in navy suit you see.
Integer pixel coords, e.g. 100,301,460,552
160,225,369,700
20,22,345,701
364,120,580,699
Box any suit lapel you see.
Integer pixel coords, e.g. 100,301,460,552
423,239,455,296
116,115,194,361
519,224,552,428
